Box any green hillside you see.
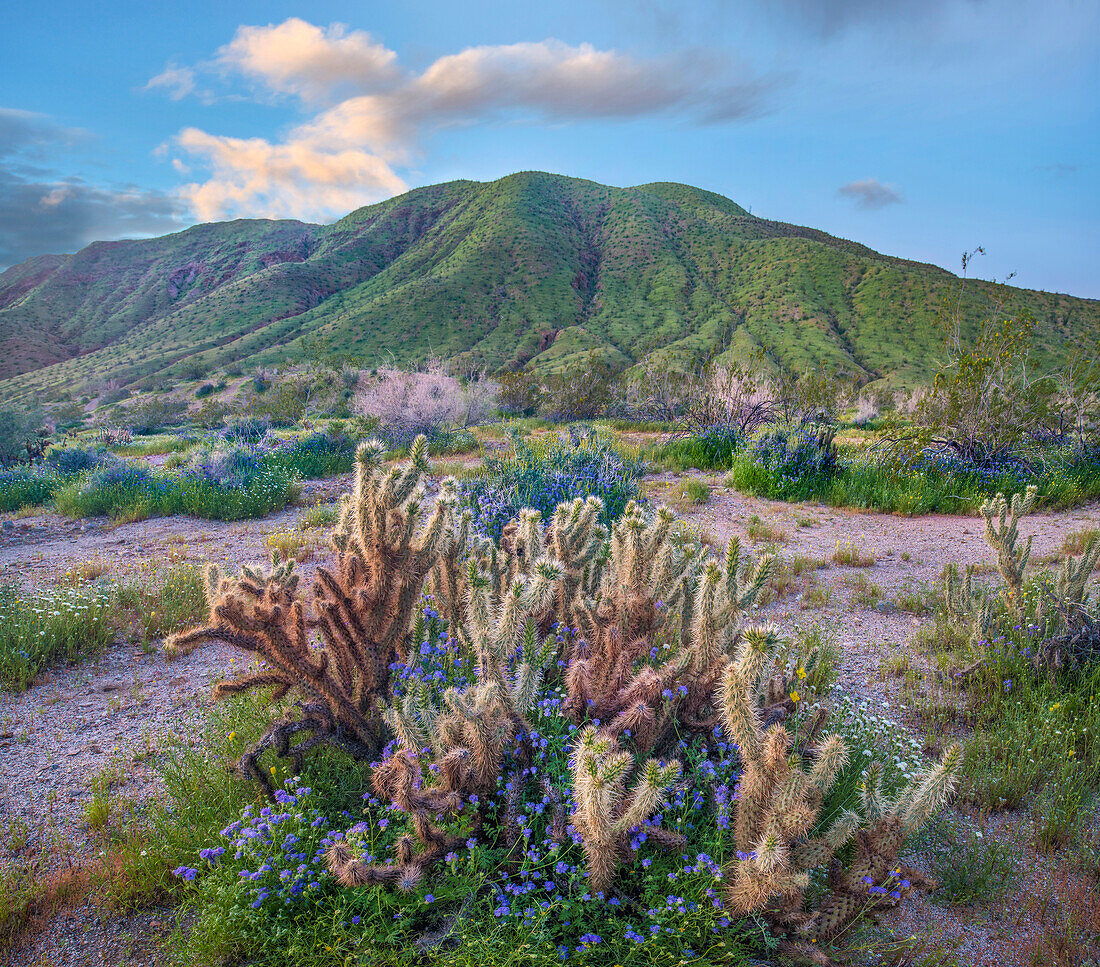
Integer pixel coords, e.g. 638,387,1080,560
1,171,1096,401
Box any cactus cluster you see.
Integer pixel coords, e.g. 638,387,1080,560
718,629,961,964
945,484,1100,679
172,435,959,962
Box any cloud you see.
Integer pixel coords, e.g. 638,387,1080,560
145,63,198,101
0,172,184,270
0,107,184,269
1034,162,1080,177
175,128,406,222
837,178,903,210
0,107,87,159
163,24,779,221
762,0,987,35
215,17,401,103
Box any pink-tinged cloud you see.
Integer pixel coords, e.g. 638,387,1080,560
175,128,407,222
216,18,401,102
160,23,778,221
144,63,198,101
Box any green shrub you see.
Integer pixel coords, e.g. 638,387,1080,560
53,461,298,522
0,407,48,466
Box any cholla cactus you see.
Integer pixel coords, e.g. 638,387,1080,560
1049,535,1100,614
979,485,1037,614
942,563,995,650
566,510,774,755
331,559,561,890
165,437,456,792
429,498,605,649
570,726,682,892
718,627,961,964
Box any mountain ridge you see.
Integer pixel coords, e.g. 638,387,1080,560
2,171,1096,400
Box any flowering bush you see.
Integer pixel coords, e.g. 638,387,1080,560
354,361,496,449
0,582,113,688
461,427,642,538
44,445,109,474
0,466,64,512
749,423,838,480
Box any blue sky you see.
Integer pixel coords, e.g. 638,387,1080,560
2,0,1097,296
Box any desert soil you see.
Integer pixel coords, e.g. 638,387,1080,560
2,471,1099,966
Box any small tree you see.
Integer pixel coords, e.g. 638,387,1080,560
496,369,543,416
541,351,620,420
0,407,47,466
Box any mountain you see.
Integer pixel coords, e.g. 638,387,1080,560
1,171,1096,401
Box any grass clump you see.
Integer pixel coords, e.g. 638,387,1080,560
299,502,338,530
676,478,711,506
53,458,298,522
116,563,208,645
831,540,876,567
0,583,113,688
0,466,64,512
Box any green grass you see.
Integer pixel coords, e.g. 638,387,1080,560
299,502,339,530
677,478,711,505
0,466,65,511
53,467,299,522
112,435,194,457
722,445,1100,515
0,583,114,688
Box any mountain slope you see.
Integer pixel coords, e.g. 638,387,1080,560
2,171,1096,400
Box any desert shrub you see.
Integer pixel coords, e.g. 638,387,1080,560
44,445,107,474
724,424,840,499
0,583,113,688
496,368,543,416
245,375,313,426
461,426,642,539
540,352,620,421
120,396,189,434
620,357,694,423
182,447,268,490
852,392,880,427
157,442,957,967
0,407,48,466
681,361,780,437
222,417,270,445
0,466,64,511
650,424,743,471
195,397,230,429
53,457,298,522
354,361,496,448
49,399,87,432
260,432,356,479
195,383,216,399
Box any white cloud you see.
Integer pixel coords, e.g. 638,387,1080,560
175,128,407,222
145,63,198,101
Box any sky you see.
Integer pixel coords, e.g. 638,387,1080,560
1,0,1097,296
